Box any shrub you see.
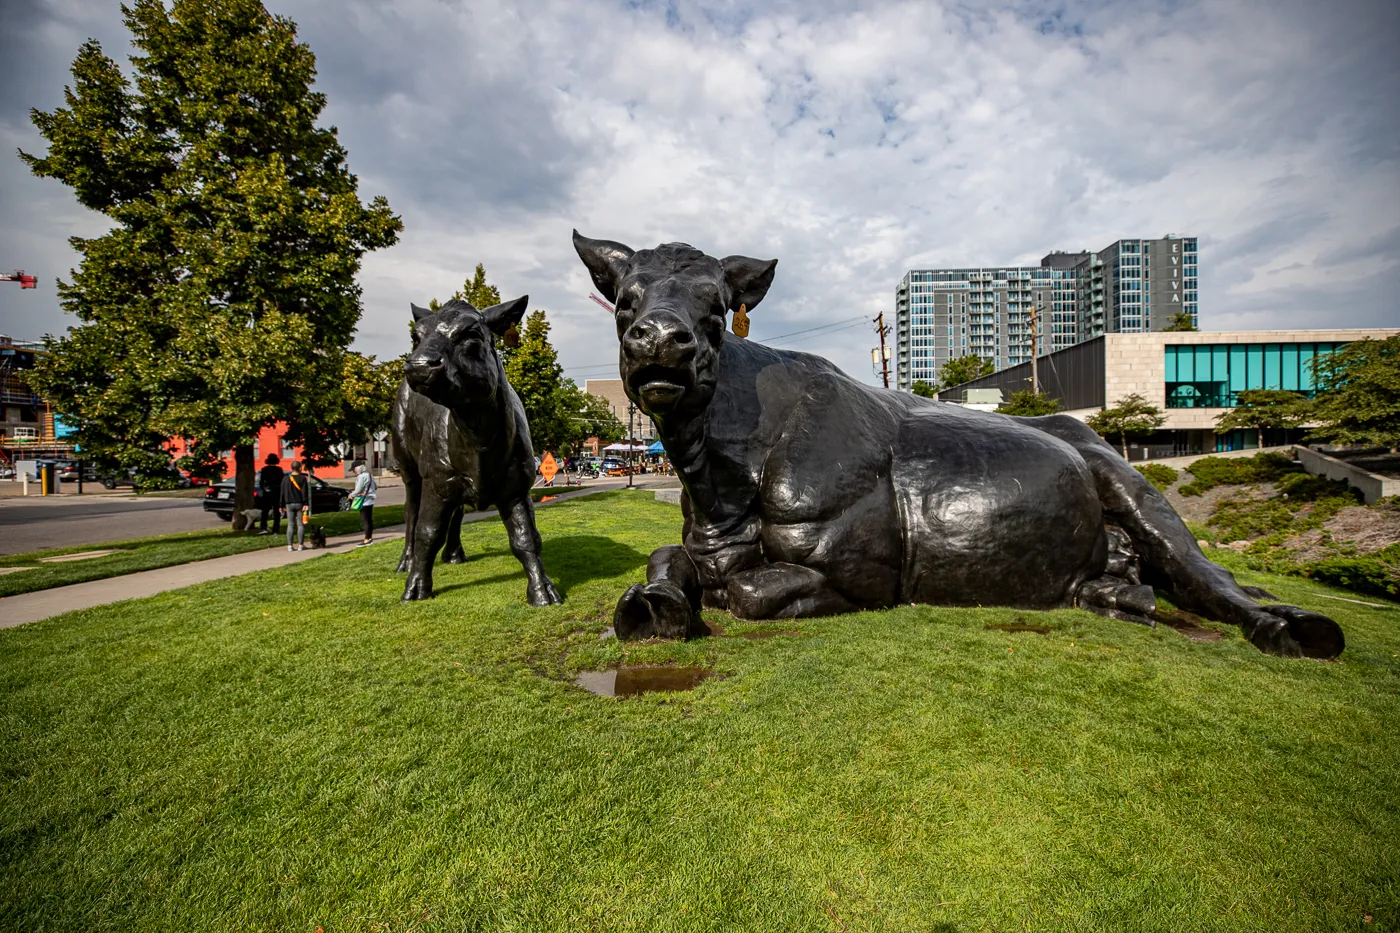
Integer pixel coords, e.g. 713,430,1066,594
1302,545,1400,600
1134,463,1179,492
1179,452,1302,497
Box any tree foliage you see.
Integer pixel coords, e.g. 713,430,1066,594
910,380,937,399
430,263,501,313
21,0,401,527
1162,311,1198,332
1086,393,1166,458
1307,336,1400,447
1214,389,1311,449
937,354,995,391
996,389,1062,417
501,310,623,455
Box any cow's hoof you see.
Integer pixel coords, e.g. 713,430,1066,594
614,582,704,641
528,577,564,607
401,575,434,601
442,549,469,565
1247,604,1344,659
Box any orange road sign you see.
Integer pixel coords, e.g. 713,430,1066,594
540,452,559,483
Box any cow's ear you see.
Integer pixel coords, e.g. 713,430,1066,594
573,230,634,304
479,294,529,337
411,302,433,321
721,255,778,312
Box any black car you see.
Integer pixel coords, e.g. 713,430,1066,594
202,475,351,521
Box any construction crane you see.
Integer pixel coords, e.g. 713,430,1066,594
1,270,37,288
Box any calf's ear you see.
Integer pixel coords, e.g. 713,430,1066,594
573,230,634,304
411,302,433,321
721,255,778,311
479,295,529,337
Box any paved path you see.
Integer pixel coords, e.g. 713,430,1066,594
0,483,671,629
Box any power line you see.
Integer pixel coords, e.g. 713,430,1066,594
752,314,868,344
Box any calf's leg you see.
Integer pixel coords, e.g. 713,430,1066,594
441,508,468,564
402,494,450,601
1026,415,1343,659
498,497,563,607
396,462,421,574
727,562,857,620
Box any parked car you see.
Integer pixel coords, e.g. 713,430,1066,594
202,475,351,521
56,461,101,483
98,466,192,490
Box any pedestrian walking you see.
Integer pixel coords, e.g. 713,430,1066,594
350,461,377,547
258,453,284,535
279,460,312,551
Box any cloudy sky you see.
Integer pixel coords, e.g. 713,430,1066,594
1,0,1396,388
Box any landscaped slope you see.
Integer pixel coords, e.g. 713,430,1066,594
1,491,1396,932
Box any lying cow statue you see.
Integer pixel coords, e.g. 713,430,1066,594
572,230,1344,659
391,296,563,607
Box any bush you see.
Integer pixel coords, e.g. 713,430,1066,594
1179,452,1302,497
1302,545,1400,600
1133,463,1179,492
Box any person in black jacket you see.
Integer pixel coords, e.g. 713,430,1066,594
258,453,284,535
279,460,312,551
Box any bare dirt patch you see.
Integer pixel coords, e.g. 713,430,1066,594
1164,481,1275,526
1284,506,1400,562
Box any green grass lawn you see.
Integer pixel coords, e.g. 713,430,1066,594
1,490,1397,931
0,506,405,598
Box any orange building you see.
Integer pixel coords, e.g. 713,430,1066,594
166,422,349,481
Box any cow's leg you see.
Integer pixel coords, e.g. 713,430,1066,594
613,545,707,640
1025,415,1344,659
402,494,450,601
727,562,857,620
395,460,422,574
498,496,563,607
441,507,468,564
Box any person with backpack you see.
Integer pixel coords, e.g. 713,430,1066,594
350,461,377,547
258,453,284,535
279,460,312,551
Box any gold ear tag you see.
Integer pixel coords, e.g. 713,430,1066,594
732,303,750,338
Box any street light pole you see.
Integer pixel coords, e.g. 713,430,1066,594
627,402,635,489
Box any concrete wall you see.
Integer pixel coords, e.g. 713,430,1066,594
1295,446,1400,505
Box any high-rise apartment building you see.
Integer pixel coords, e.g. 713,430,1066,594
895,235,1197,390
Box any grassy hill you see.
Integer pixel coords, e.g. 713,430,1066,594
2,491,1396,931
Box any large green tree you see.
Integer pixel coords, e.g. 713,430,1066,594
937,354,995,391
1214,389,1311,450
997,389,1062,416
21,0,401,527
501,309,623,457
1086,393,1166,458
1308,336,1400,447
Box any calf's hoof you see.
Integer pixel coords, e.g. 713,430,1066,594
527,577,564,607
395,556,411,573
401,575,434,601
1246,604,1344,659
441,549,469,565
614,582,705,641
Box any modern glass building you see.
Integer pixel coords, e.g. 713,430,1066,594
934,329,1397,459
895,235,1197,390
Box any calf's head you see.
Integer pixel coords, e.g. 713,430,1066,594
404,296,528,409
572,230,776,417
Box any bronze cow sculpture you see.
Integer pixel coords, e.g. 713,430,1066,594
392,297,562,607
573,230,1343,659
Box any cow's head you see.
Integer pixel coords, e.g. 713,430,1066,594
404,296,528,408
572,230,777,418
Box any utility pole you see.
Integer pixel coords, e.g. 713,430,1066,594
872,312,891,389
627,402,635,489
1029,299,1040,395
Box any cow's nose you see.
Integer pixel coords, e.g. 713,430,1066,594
623,315,697,366
405,354,443,385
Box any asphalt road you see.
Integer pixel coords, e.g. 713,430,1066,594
0,484,407,556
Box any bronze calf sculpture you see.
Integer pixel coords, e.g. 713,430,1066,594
573,230,1343,659
392,297,562,607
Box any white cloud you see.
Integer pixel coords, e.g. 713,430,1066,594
1,0,1396,390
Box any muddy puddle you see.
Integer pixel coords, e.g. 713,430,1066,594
574,666,713,697
1152,609,1223,642
985,622,1052,635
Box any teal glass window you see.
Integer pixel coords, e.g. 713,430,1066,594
1163,341,1350,408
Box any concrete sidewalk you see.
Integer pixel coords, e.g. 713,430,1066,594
0,483,641,629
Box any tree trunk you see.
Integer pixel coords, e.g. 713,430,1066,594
1120,433,1129,459
232,444,256,531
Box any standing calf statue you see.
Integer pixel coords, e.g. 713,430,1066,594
391,297,562,607
572,231,1344,659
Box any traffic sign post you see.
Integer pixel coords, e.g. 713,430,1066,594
540,452,559,487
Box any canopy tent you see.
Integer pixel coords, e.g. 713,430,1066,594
646,441,666,453
601,442,649,453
